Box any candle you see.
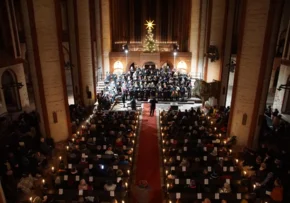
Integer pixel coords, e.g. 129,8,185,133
77,131,80,135
223,140,227,145
125,182,128,187
42,179,45,184
166,170,168,175
72,138,75,142
51,166,55,172
207,116,210,120
219,133,222,137
162,140,165,144
129,157,132,161
59,156,62,161
214,127,217,131
162,133,164,136
235,159,239,164
211,121,213,125
132,140,135,144
167,183,169,188
66,146,69,151
134,133,136,137
164,159,167,163
253,184,256,190
163,149,165,152
229,149,232,154
127,170,130,175
243,171,247,176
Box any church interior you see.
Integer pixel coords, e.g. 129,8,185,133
0,0,290,202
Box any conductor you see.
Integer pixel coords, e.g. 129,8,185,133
148,97,158,117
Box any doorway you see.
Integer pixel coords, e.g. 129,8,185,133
1,70,21,112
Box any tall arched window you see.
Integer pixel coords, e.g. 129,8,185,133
113,61,124,75
1,70,21,112
177,61,187,74
282,76,290,114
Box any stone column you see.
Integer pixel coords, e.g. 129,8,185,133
228,0,284,148
74,0,96,106
206,0,227,82
189,0,201,75
197,0,208,79
219,0,236,106
95,0,103,81
67,0,80,103
100,0,111,77
21,0,71,142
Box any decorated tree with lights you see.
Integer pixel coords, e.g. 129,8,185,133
143,20,157,53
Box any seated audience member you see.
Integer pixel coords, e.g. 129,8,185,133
255,163,268,183
179,158,190,167
105,146,114,155
167,171,176,179
71,167,78,175
118,155,129,165
17,174,35,194
202,198,211,203
40,137,52,156
78,179,91,190
32,196,48,203
271,178,283,202
219,182,231,193
104,181,117,191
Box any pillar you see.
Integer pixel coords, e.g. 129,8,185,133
74,0,96,106
95,0,103,81
100,0,111,77
219,0,236,106
196,0,208,79
228,0,284,148
21,0,71,142
205,0,227,82
67,0,80,103
189,0,201,76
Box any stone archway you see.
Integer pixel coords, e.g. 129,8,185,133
1,69,22,112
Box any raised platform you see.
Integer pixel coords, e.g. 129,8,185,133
112,97,202,111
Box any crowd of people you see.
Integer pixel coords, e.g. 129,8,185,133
160,106,289,203
47,110,138,202
104,66,193,102
0,111,55,203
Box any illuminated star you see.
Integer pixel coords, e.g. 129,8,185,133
145,20,155,30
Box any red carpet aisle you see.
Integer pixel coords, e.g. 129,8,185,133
134,103,162,202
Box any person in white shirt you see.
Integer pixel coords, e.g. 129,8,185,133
104,181,116,191
105,147,114,155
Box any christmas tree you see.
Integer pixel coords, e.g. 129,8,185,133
143,20,157,53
